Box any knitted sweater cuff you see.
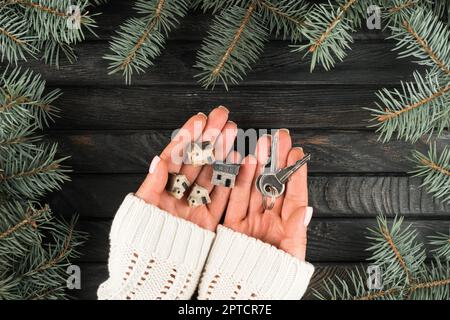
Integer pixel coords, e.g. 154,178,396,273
98,194,215,300
198,225,314,300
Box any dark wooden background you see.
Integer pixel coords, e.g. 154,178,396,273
17,0,450,299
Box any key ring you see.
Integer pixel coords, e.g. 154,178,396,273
262,186,276,210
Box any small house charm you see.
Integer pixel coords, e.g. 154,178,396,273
166,173,190,199
211,162,240,188
185,141,215,166
187,184,211,207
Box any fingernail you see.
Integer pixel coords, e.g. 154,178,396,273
218,105,230,113
303,207,313,227
197,112,207,118
294,146,304,152
149,156,160,174
227,120,236,126
279,128,290,134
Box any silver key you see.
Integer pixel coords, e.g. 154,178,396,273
257,153,310,197
256,133,279,194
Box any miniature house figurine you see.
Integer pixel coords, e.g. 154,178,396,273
185,141,215,166
166,173,190,199
211,162,240,188
187,184,211,207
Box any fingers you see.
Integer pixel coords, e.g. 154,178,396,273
209,151,241,222
194,121,238,193
281,147,308,220
160,113,207,173
135,156,168,206
179,106,229,184
248,134,271,214
224,155,257,225
266,129,292,215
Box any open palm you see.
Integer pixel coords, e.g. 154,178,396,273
224,130,311,260
135,106,238,231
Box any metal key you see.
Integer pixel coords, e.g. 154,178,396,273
256,133,279,193
257,153,310,198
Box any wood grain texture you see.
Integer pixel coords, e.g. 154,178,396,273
48,86,381,130
47,130,450,173
20,41,418,87
71,262,361,300
76,218,449,263
48,174,450,218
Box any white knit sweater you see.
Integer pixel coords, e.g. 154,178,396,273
97,194,314,300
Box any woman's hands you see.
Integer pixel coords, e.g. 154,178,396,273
135,108,311,260
224,130,312,261
136,106,238,231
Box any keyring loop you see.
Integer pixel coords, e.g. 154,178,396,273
262,186,276,210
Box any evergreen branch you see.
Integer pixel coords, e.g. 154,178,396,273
0,7,37,63
367,215,426,286
316,215,448,300
120,0,165,71
104,0,189,84
212,2,256,78
379,222,412,283
195,3,268,89
1,67,60,128
369,72,450,143
12,0,69,17
430,231,450,260
31,224,73,274
0,205,47,240
291,0,359,71
377,83,450,122
309,0,357,54
389,10,450,73
411,144,450,203
402,19,450,74
388,0,419,14
0,143,70,200
256,0,308,41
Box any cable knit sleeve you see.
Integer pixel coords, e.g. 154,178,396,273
97,194,215,300
198,225,314,300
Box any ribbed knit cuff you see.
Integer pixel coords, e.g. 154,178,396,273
110,193,215,271
199,225,314,300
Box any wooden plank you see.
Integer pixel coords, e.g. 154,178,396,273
47,86,385,130
47,130,450,173
70,262,361,300
75,218,450,263
20,41,417,87
48,174,450,219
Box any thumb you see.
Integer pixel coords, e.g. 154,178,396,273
136,156,168,206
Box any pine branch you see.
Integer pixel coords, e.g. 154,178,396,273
389,10,450,74
195,2,268,89
0,7,37,63
0,143,70,200
367,215,426,286
0,67,60,128
104,0,189,84
411,144,450,203
256,0,309,42
0,204,47,240
291,0,359,72
430,230,450,260
316,214,449,300
368,71,450,143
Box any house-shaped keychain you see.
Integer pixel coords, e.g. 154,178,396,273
188,184,211,207
211,162,240,188
185,141,215,166
166,173,190,199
